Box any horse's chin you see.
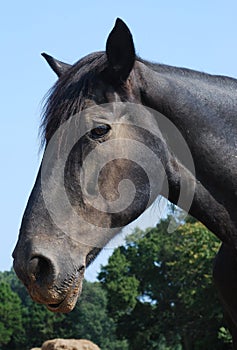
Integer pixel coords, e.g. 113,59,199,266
46,275,83,313
28,270,85,313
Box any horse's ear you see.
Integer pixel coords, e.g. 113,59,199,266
106,18,135,82
41,53,72,77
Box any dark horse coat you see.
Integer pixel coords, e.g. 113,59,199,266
13,18,237,347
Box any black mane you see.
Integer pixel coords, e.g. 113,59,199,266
41,51,107,144
41,52,237,146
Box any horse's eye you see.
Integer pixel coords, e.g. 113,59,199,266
90,124,111,139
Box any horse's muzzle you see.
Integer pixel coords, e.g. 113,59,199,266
13,247,85,313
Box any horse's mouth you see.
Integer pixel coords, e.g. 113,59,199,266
46,271,84,313
47,297,77,313
47,249,98,312
48,300,65,311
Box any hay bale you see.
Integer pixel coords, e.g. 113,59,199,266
41,338,100,350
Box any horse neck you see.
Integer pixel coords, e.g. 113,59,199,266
135,60,237,246
136,59,237,183
136,59,237,130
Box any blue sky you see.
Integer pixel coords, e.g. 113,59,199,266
1,1,237,277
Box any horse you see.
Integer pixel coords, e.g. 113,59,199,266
13,18,237,346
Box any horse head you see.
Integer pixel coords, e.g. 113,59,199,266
13,19,194,312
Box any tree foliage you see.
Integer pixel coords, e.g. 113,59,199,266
0,270,127,350
0,281,23,348
0,216,233,349
99,217,231,350
61,280,128,350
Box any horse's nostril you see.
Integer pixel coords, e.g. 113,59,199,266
28,257,40,281
28,256,55,285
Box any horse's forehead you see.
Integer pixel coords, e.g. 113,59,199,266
82,98,125,125
81,78,123,109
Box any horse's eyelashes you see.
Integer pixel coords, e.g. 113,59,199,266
89,124,111,139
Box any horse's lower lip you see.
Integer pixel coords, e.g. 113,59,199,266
46,289,79,312
48,299,65,309
47,299,66,311
46,271,83,313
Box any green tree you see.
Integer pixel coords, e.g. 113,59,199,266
99,217,231,350
0,269,64,349
60,280,128,350
0,269,127,350
98,248,139,319
0,281,24,348
21,297,65,349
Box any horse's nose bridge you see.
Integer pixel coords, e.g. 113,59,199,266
13,172,64,286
